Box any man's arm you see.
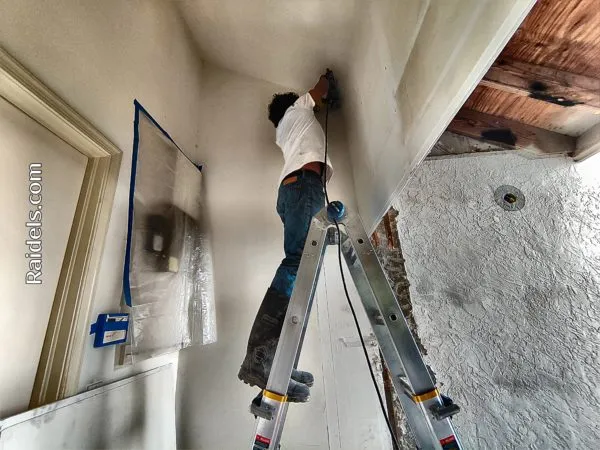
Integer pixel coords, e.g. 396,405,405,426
309,75,329,104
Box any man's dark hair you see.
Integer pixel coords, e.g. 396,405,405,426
268,92,299,128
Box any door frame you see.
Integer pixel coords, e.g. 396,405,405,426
0,47,122,408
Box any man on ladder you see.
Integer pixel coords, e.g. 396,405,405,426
237,71,334,402
239,69,462,450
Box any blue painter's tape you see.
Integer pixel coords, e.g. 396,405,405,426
122,100,203,307
133,100,202,172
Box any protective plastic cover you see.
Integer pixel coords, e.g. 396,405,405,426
123,102,216,361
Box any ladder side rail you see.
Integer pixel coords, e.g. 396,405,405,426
267,211,330,395
250,207,462,450
341,213,462,449
341,213,436,394
251,212,330,450
339,231,440,449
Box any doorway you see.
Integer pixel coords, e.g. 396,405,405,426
0,48,121,415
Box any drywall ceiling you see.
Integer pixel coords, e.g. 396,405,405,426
175,0,360,90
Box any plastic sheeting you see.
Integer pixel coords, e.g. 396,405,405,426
123,101,216,362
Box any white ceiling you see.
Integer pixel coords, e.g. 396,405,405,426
175,0,361,90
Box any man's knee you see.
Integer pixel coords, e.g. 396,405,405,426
282,255,302,269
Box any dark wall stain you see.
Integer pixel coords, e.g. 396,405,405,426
444,285,476,308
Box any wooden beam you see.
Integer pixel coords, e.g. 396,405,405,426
574,122,600,161
480,58,600,111
448,108,576,155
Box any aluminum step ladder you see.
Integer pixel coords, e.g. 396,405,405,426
249,202,462,450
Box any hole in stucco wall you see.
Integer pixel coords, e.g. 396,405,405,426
494,185,525,211
371,208,427,449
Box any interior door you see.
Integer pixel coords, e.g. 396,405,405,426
0,96,87,418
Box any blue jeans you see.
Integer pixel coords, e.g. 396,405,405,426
270,170,325,297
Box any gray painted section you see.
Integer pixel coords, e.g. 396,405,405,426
0,366,176,450
394,153,600,449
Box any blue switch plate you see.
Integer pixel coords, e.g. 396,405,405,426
90,313,129,347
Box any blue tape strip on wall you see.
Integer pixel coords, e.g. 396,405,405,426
122,100,203,307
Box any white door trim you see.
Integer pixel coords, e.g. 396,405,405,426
0,47,122,408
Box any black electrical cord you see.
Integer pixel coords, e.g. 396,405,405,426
334,222,400,450
321,95,400,450
322,97,331,206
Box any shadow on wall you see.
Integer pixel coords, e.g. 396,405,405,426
90,374,147,449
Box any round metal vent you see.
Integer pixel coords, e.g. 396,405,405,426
494,185,525,211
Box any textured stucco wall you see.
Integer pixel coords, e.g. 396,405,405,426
394,153,600,449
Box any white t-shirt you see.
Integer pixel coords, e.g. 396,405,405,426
276,93,334,184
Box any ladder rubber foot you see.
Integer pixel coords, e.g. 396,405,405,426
250,393,275,421
430,395,460,420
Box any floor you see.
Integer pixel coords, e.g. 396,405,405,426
394,152,600,448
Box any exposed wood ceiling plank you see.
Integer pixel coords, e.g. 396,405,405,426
464,86,558,129
448,108,575,155
500,0,600,78
444,0,600,154
573,122,600,161
463,85,600,137
481,58,600,111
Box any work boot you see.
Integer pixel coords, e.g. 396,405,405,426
238,287,312,403
291,369,314,387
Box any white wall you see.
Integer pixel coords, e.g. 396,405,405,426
0,2,392,447
0,97,87,418
394,153,600,448
0,0,203,399
314,253,394,450
343,0,428,233
176,64,393,450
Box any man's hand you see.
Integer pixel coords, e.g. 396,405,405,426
309,74,329,105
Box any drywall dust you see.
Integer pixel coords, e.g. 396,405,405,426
394,153,600,449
